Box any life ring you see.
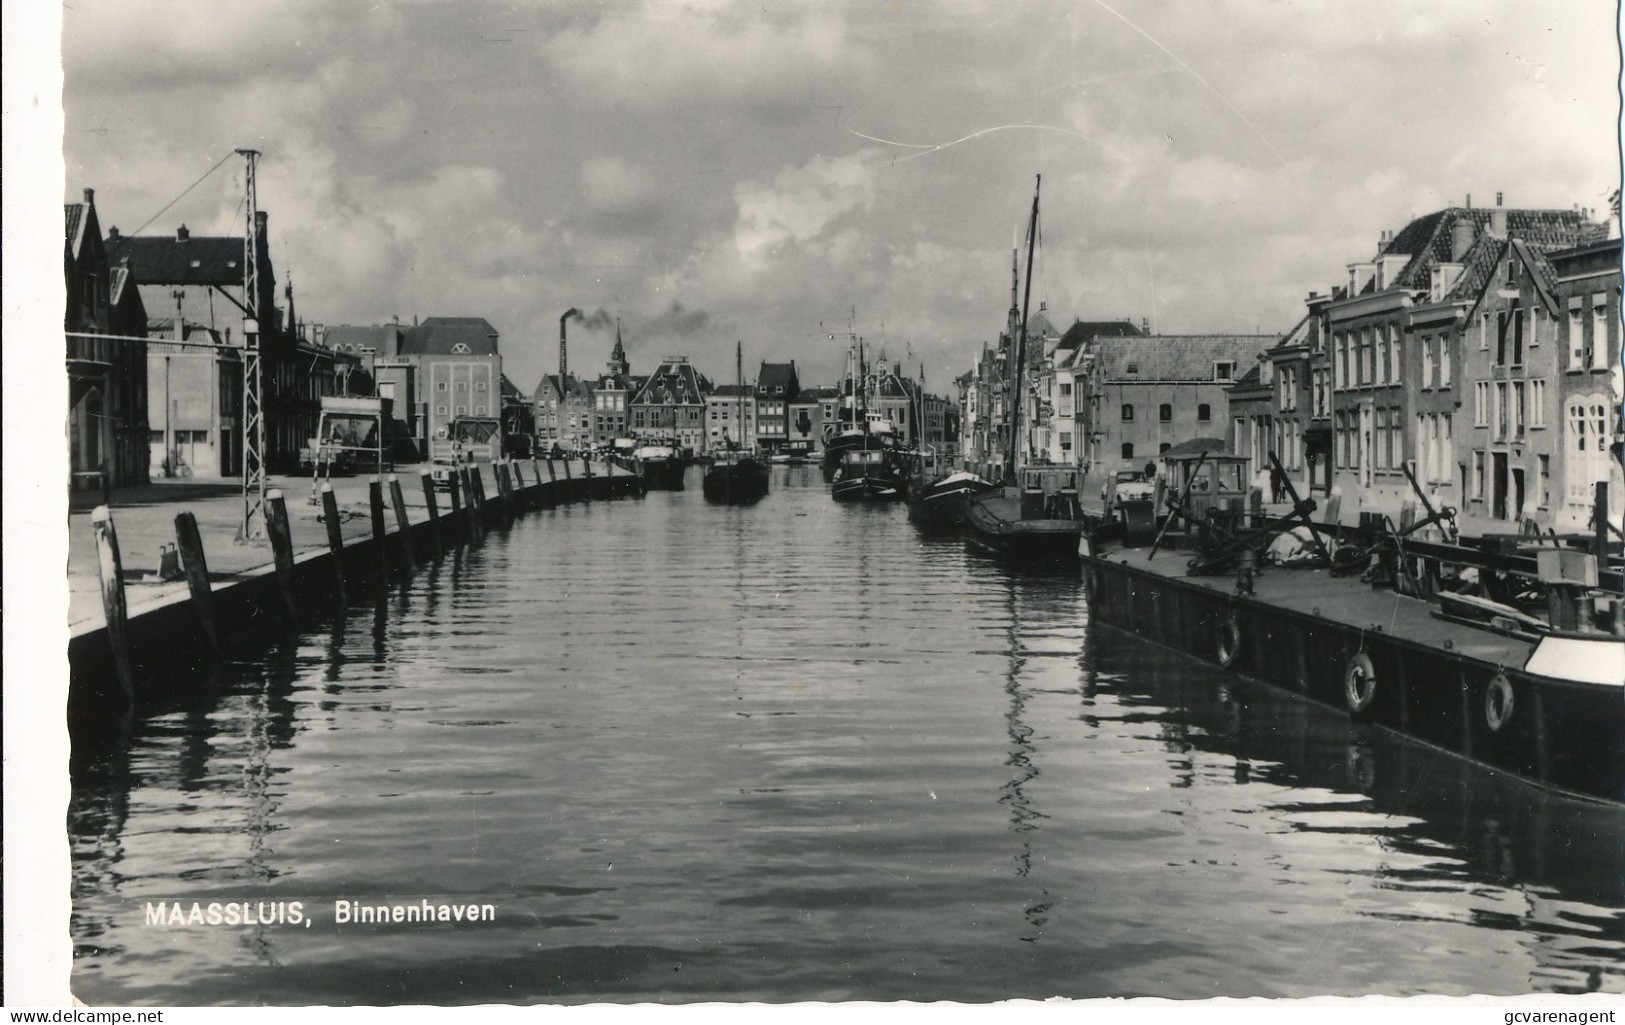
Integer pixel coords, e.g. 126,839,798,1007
1485,673,1515,732
1217,615,1243,669
1344,652,1377,716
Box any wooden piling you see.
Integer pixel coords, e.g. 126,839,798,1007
511,460,527,508
320,483,347,600
466,467,487,534
582,457,595,500
266,489,299,621
92,506,137,706
369,477,389,577
1248,487,1264,528
388,475,416,572
172,511,219,652
420,469,444,558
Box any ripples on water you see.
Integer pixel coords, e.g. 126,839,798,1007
69,467,1625,1004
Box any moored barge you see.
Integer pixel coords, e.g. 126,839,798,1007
1079,537,1625,803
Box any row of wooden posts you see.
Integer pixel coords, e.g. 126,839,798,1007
91,458,632,706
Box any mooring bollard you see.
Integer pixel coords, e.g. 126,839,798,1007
369,476,389,578
388,475,416,572
420,469,444,559
91,506,136,706
266,489,299,621
320,483,347,600
173,511,219,652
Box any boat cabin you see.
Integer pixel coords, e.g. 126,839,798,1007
1019,466,1083,519
1161,447,1250,522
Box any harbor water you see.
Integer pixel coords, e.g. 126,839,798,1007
69,467,1625,1004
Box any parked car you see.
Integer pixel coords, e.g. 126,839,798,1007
1103,468,1153,518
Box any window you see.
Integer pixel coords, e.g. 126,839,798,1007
1060,432,1072,451
1214,361,1235,381
1389,326,1402,383
1421,337,1433,388
450,343,472,354
1539,454,1551,508
1121,404,1134,422
1378,330,1391,385
1159,404,1172,422
1159,442,1172,454
456,405,467,415
1566,298,1579,370
1593,295,1611,370
1530,379,1546,427
1440,335,1452,387
1059,382,1072,396
1496,311,1509,366
1512,381,1526,435
1197,403,1211,422
1495,382,1508,440
1121,443,1134,459
1473,451,1485,499
1474,381,1489,427
1479,313,1490,350
1126,362,1139,374
437,381,449,391
476,381,487,392
436,404,447,415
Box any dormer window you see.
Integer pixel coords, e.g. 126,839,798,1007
450,343,472,354
1213,361,1235,381
1126,362,1139,375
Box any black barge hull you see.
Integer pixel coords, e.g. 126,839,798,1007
1081,553,1625,803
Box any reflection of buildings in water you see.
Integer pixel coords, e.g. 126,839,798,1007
1083,622,1625,993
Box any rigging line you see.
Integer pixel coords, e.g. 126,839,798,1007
129,150,237,238
1087,0,1288,168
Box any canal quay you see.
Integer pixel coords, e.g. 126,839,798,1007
66,464,1625,1004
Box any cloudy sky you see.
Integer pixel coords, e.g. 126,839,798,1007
60,0,1620,391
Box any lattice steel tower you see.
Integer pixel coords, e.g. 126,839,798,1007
237,147,267,541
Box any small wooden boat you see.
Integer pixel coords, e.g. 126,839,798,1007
908,469,995,527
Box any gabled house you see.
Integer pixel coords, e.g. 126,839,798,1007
589,326,635,445
755,361,800,454
629,356,710,455
534,372,593,454
66,187,150,489
1324,199,1595,518
1547,235,1622,533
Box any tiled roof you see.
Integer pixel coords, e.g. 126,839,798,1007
1056,318,1144,350
535,373,591,402
631,359,707,405
1382,207,1593,291
400,317,500,357
1094,334,1275,381
757,361,798,393
1228,364,1264,390
65,203,87,255
106,232,248,287
500,374,527,400
325,324,405,355
711,384,754,398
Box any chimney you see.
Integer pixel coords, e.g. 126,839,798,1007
392,314,399,325
107,226,120,240
1451,215,1476,261
1495,192,1503,207
1465,193,1472,209
83,187,95,206
176,224,190,241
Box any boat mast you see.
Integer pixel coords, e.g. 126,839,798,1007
1006,174,1040,484
736,339,744,451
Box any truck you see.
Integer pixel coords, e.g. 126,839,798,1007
429,416,502,490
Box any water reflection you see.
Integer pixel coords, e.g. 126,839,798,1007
67,472,1625,1003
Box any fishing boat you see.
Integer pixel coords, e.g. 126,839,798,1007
703,343,770,504
634,439,687,490
831,446,912,501
962,174,1091,562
